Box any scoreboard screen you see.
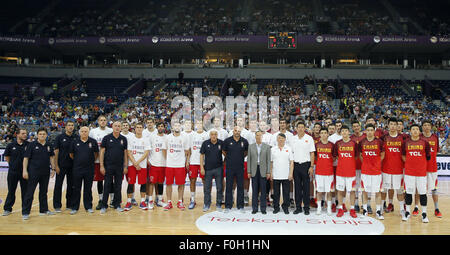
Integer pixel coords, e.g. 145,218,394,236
268,32,297,49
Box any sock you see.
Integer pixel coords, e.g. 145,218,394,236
376,204,381,212
99,193,103,200
141,198,145,202
363,204,368,211
355,199,359,206
389,199,393,204
422,206,427,214
381,200,385,206
158,195,163,200
127,198,132,202
178,200,183,203
244,189,248,197
406,205,411,213
350,205,354,210
327,201,332,211
290,192,294,199
399,200,405,210
190,192,195,201
414,205,419,209
317,203,322,211
338,205,343,209
146,195,149,200
434,201,439,210
149,196,153,202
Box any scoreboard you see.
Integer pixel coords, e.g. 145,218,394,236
268,32,297,49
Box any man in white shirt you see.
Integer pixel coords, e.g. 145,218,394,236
143,118,157,139
164,122,190,211
147,121,167,209
187,120,209,209
271,133,294,214
291,120,316,215
89,115,113,210
328,121,343,144
125,123,150,211
208,117,228,141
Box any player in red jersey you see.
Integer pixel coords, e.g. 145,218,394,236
310,122,322,208
359,124,385,219
397,119,410,141
315,128,336,215
366,115,386,139
412,120,442,217
402,124,431,223
333,125,358,218
351,120,366,213
381,118,406,216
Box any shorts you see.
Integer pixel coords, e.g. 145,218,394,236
336,176,356,192
94,163,104,181
126,166,147,185
382,173,404,191
427,172,438,191
315,174,335,193
360,174,382,193
355,169,361,190
189,165,204,179
165,167,187,185
404,175,427,195
149,166,165,184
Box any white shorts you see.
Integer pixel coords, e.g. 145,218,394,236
404,175,427,195
427,172,438,192
336,176,356,192
361,174,383,193
382,173,404,192
355,169,361,189
315,175,335,193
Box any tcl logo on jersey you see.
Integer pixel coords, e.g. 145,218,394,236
364,151,377,156
319,154,330,159
387,148,400,153
155,148,160,152
409,151,422,156
340,153,353,158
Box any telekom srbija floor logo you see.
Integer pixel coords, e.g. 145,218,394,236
196,209,385,235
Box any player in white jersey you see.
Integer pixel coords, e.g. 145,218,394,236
121,122,135,142
164,122,190,211
187,120,209,209
143,118,158,139
147,121,167,209
125,123,150,211
208,117,228,141
89,115,113,210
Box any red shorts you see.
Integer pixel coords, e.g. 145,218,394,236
94,163,104,181
189,165,204,179
165,167,187,185
149,166,165,184
126,166,148,185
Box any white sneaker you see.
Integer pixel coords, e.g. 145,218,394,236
224,208,230,213
422,213,429,223
316,208,322,215
148,200,154,210
239,208,245,214
327,208,332,216
376,210,384,220
402,211,410,221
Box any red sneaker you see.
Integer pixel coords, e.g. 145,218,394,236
350,209,357,218
139,201,148,210
164,201,173,211
332,203,337,213
310,199,318,208
435,209,443,218
124,202,132,211
412,207,419,216
385,203,394,213
177,201,185,210
342,203,348,212
336,208,344,217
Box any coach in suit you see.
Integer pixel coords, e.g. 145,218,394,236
248,131,271,214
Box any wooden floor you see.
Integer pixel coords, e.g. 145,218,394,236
1,170,450,235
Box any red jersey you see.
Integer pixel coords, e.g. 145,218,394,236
382,134,404,174
312,134,321,144
351,133,366,170
402,138,431,177
420,133,439,173
359,138,384,175
333,139,358,177
399,133,410,141
315,141,336,176
375,128,385,139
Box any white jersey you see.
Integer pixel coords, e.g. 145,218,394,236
208,127,228,141
128,135,150,168
166,133,190,168
189,131,209,165
149,134,167,167
121,132,135,142
89,127,112,163
143,128,157,140
271,130,294,147
262,132,273,146
328,133,342,144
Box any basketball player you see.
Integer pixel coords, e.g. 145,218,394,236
351,120,366,213
381,118,406,217
402,124,431,223
144,118,162,204
188,120,209,209
366,115,385,139
89,115,113,210
121,121,136,205
359,124,385,219
125,123,150,211
164,122,190,211
327,123,339,212
315,128,336,215
333,125,358,218
147,122,167,209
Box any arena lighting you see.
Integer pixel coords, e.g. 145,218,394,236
0,56,19,61
337,59,357,63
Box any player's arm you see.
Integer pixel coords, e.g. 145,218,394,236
200,153,205,176
137,150,149,166
128,149,138,167
22,157,29,180
99,147,106,175
54,148,60,173
50,154,57,178
185,150,190,170
289,160,294,181
5,156,9,163
123,150,128,174
425,141,431,161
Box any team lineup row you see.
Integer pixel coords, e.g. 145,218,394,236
2,115,442,224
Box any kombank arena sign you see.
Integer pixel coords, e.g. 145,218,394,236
196,209,385,235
